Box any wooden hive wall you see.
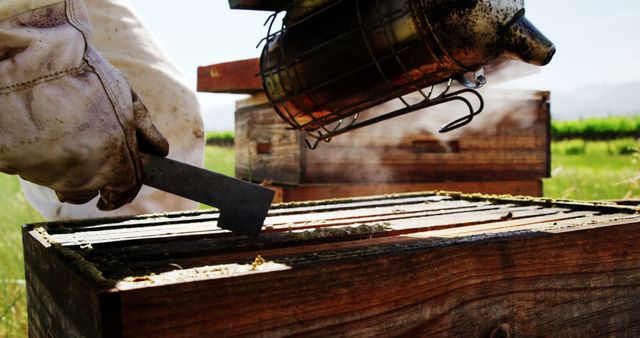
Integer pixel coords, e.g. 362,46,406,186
23,193,640,337
235,89,550,185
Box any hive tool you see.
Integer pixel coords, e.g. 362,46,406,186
141,153,274,237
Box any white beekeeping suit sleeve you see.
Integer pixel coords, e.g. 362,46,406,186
0,0,173,212
1,0,205,219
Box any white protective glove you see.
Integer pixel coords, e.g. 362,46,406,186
0,0,169,211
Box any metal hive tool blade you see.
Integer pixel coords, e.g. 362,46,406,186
142,154,274,236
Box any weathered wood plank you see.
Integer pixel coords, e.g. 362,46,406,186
26,192,640,337
101,210,620,279
271,180,543,202
269,194,449,214
458,135,546,150
22,227,121,337
235,102,302,184
305,149,547,164
50,198,527,246
113,218,640,336
197,58,262,94
265,199,494,226
58,206,587,281
45,195,449,236
235,89,550,186
302,162,548,183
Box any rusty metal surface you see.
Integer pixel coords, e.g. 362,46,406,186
258,0,555,148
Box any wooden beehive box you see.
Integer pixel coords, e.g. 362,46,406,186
235,89,550,199
23,192,640,337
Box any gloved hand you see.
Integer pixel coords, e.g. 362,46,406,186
0,0,169,211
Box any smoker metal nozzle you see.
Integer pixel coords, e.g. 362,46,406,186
502,15,556,66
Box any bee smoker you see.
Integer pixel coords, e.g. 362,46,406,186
258,0,556,148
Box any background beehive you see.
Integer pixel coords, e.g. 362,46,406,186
235,89,550,198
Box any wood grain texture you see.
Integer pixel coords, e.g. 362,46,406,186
113,223,640,337
23,193,640,337
268,180,543,203
197,58,262,94
24,192,640,337
235,101,302,184
235,89,550,185
22,228,121,338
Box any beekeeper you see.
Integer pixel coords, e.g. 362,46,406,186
0,0,205,219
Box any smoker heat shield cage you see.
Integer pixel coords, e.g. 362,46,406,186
258,0,555,148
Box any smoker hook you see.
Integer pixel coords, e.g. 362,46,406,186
428,79,453,100
300,86,484,149
439,89,485,133
305,138,321,150
304,131,332,149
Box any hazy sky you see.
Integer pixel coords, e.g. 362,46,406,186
128,0,640,129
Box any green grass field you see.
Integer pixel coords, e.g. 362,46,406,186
1,141,638,336
544,139,640,200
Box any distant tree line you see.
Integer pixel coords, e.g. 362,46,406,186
552,116,640,140
206,131,234,146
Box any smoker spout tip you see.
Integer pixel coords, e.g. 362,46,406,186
541,45,556,66
503,15,556,67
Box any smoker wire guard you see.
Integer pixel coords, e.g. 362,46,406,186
258,0,487,149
